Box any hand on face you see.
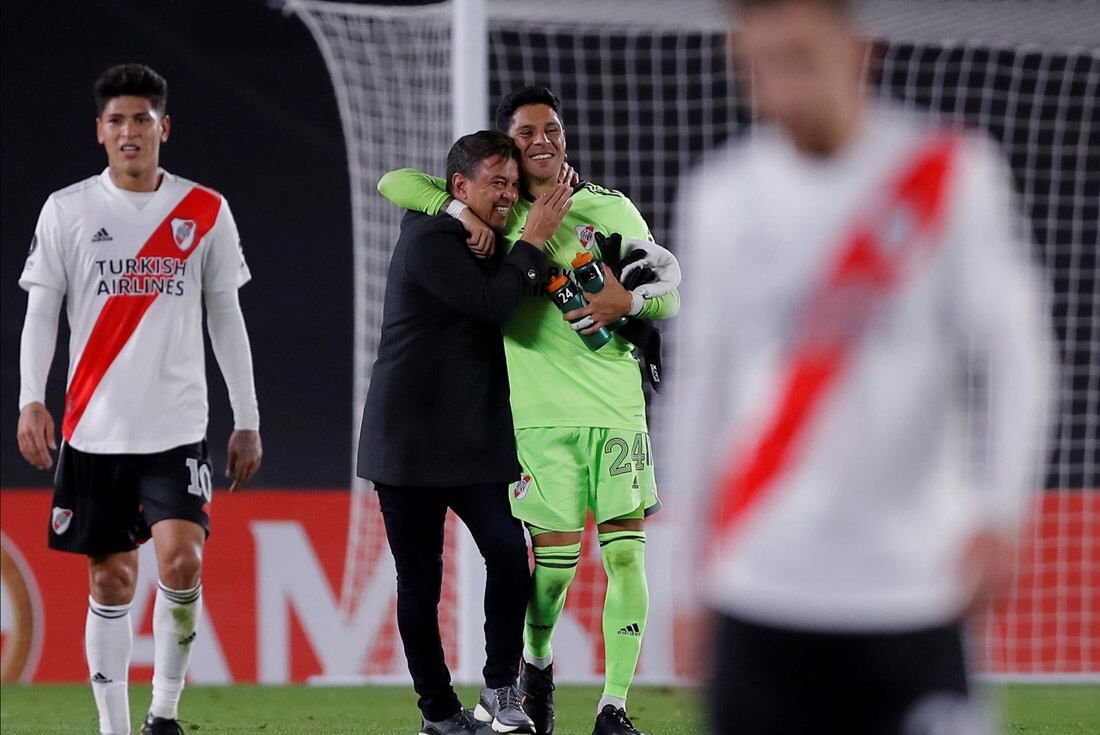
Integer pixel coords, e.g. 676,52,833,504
523,183,573,248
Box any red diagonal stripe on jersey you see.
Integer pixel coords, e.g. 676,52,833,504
62,186,222,441
710,136,959,547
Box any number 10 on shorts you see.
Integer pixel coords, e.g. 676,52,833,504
186,457,213,502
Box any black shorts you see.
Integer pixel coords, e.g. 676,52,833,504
708,613,985,735
48,440,213,557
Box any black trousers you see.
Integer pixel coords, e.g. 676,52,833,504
708,613,975,735
376,482,531,722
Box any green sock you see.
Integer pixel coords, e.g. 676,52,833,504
525,541,582,660
599,530,648,700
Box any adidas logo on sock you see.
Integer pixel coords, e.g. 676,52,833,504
617,623,642,637
91,227,113,242
91,672,112,684
179,631,197,646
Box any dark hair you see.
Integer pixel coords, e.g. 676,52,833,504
735,0,850,15
445,130,518,194
94,64,168,116
494,86,562,133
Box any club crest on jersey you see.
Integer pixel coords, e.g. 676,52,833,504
513,474,532,500
51,507,73,535
172,218,197,251
576,224,596,250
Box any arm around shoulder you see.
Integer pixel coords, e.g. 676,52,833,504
377,168,451,215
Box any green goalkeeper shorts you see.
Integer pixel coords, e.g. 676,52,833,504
508,427,662,532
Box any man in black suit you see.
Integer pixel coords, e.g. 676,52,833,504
358,130,573,735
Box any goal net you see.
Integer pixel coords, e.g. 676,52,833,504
286,0,1099,682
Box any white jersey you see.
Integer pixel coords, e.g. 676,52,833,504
19,168,251,454
670,108,1051,632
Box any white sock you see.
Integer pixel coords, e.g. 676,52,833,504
523,649,553,670
86,597,133,735
598,694,627,714
149,581,202,720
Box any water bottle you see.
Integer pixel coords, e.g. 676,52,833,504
571,251,629,330
546,274,612,351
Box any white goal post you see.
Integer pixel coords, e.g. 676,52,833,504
285,0,1099,684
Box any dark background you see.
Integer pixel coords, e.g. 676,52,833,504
3,1,1096,490
0,0,382,488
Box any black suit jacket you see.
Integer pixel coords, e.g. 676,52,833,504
357,211,548,486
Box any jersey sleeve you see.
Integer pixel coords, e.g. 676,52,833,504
637,289,680,320
202,197,252,292
19,196,67,292
663,163,741,563
405,230,548,326
947,136,1054,532
599,191,676,318
377,168,451,215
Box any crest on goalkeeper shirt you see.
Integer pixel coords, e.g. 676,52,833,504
576,224,596,250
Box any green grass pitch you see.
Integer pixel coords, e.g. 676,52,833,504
1,683,1097,734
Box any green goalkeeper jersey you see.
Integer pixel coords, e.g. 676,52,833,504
377,168,679,432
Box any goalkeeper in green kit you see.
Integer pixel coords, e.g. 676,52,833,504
378,87,679,735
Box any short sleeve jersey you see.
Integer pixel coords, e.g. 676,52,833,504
19,168,251,454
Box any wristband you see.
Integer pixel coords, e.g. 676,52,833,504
628,290,645,316
445,199,468,219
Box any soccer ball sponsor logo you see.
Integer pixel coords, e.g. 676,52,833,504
172,218,198,251
576,224,596,250
51,507,73,535
1,534,44,681
513,475,532,500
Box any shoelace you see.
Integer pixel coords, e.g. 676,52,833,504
456,709,481,731
610,707,640,734
495,685,523,711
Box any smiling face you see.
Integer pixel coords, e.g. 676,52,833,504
506,104,567,187
96,95,169,184
452,154,521,230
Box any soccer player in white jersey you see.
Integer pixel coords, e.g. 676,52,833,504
670,1,1052,733
15,64,262,735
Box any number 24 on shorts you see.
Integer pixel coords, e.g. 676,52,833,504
604,433,650,477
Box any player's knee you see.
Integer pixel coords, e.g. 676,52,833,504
600,538,646,577
159,550,202,590
541,572,574,600
483,533,529,573
89,560,136,604
397,583,442,608
395,562,444,598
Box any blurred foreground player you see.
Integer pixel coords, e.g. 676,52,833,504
358,131,571,735
16,64,261,735
670,1,1052,733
